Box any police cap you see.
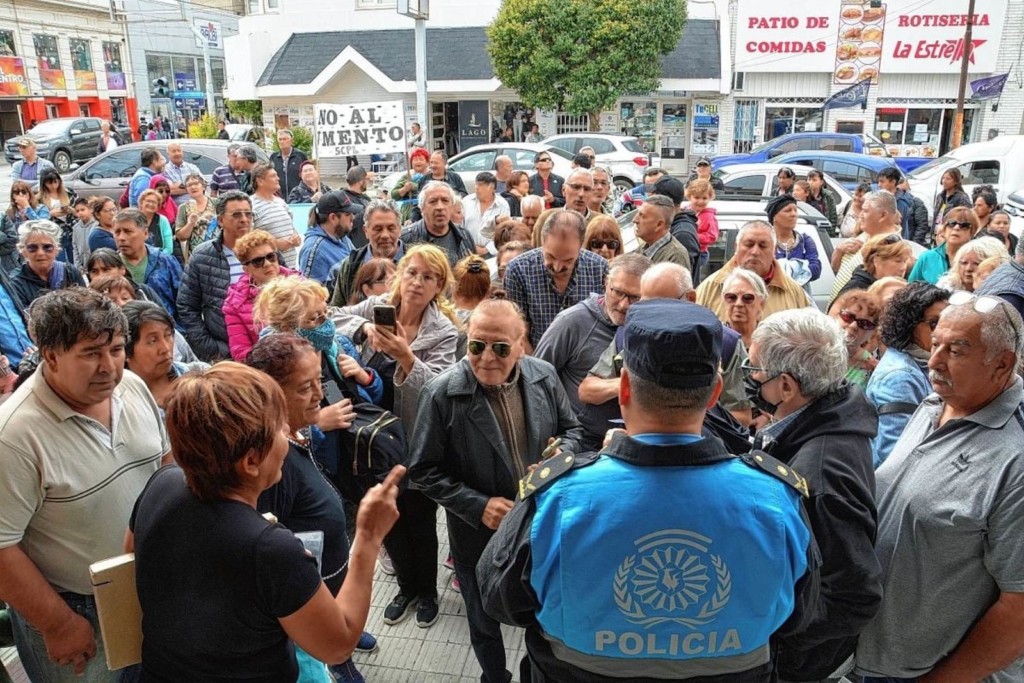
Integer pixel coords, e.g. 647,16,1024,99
622,299,722,389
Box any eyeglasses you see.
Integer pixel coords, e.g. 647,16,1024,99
243,252,278,268
24,243,56,253
948,291,1021,350
402,269,438,285
724,292,757,305
608,286,641,304
944,221,974,231
839,310,878,331
740,362,765,380
590,239,620,251
536,157,552,163
566,183,594,192
467,339,513,358
228,210,254,220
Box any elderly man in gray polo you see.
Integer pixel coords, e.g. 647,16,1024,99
856,290,1024,683
0,288,170,682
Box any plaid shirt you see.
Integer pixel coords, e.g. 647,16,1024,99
641,232,673,259
505,248,608,348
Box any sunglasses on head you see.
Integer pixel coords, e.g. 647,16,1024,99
25,243,55,253
590,239,620,251
467,339,513,358
948,290,1021,349
881,233,902,245
724,292,757,305
944,221,973,231
839,310,877,331
243,252,278,267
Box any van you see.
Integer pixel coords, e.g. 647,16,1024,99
711,132,889,171
906,135,1024,220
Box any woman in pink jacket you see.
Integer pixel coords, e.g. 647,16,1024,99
223,229,298,360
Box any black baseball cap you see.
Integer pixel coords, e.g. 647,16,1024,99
621,300,722,389
651,176,686,206
316,191,360,218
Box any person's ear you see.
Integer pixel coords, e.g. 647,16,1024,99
40,346,58,371
619,368,632,408
235,449,262,482
706,373,723,410
685,291,697,302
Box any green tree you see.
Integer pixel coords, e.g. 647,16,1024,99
487,0,686,130
225,99,263,125
187,114,220,139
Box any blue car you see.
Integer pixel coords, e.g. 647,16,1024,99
770,151,899,191
711,132,889,171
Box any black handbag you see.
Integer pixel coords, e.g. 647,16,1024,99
318,356,407,500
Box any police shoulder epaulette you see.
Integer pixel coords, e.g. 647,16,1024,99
518,451,600,501
740,450,810,498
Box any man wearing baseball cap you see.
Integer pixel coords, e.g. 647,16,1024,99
479,299,818,683
298,190,360,287
10,138,56,190
687,157,725,193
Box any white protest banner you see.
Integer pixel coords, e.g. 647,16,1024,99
314,101,406,158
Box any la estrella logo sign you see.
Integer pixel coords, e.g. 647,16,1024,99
890,37,986,64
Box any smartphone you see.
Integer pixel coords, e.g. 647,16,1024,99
373,304,397,333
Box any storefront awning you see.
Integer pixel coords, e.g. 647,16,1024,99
255,21,721,95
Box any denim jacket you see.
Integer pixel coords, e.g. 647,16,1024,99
864,347,931,468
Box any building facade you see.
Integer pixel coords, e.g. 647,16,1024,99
0,0,138,145
124,0,240,128
225,0,1024,175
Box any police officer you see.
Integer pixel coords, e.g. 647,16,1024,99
477,299,819,683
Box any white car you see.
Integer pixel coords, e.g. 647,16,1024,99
543,133,661,196
376,142,573,196
1002,188,1024,238
714,163,853,219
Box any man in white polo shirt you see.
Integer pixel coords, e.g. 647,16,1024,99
0,288,169,682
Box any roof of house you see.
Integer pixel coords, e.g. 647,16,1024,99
257,20,720,87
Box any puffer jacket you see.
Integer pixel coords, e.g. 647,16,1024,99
177,236,232,362
669,208,702,285
223,265,297,361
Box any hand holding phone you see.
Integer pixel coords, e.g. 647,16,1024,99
373,304,397,334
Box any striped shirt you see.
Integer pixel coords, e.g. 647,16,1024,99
505,248,608,348
209,164,240,194
251,195,298,267
222,245,244,285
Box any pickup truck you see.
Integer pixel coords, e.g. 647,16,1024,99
4,117,134,173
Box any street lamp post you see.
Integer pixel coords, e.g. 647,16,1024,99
398,0,430,145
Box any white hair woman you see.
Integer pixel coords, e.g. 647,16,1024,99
938,236,1008,293
721,267,768,349
10,219,86,307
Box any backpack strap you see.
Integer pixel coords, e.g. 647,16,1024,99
877,401,919,415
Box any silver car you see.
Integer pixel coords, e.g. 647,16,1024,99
542,133,662,196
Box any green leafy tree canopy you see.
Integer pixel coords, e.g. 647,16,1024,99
487,0,686,124
271,125,314,156
226,99,264,125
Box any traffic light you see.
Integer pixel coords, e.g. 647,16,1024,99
152,77,170,97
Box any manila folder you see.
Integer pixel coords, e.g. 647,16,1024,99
89,553,142,670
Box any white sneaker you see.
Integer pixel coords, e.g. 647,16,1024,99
378,547,395,575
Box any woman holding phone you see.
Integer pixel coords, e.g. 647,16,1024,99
333,243,459,630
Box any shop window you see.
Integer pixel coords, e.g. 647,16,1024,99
0,30,16,57
45,104,59,118
733,100,758,154
211,59,226,94
620,101,657,155
146,53,173,92
490,101,534,143
764,107,823,141
70,39,92,71
103,42,122,72
33,34,60,70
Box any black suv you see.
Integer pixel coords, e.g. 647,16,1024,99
4,117,134,172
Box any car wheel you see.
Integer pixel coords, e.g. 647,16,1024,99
612,178,633,202
53,149,72,173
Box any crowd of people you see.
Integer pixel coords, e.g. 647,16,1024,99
0,137,1023,683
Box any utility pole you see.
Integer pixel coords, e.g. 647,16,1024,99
415,18,427,142
951,0,977,149
182,0,217,117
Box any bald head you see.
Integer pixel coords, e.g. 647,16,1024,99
640,263,694,301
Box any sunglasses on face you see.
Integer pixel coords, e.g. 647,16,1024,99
724,292,757,305
839,310,877,331
25,243,55,253
229,210,254,220
536,157,551,163
467,339,513,358
944,221,973,231
12,189,28,196
590,239,620,251
243,252,278,268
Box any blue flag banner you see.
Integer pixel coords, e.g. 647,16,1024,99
823,79,872,111
970,73,1009,101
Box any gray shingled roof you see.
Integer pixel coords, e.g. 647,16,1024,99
257,21,720,88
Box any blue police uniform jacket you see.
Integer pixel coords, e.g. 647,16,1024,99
477,430,817,683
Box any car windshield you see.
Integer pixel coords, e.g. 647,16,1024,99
547,147,573,161
29,119,73,135
907,155,953,179
621,139,644,153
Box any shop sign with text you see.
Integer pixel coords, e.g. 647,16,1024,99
736,0,1007,74
0,57,29,97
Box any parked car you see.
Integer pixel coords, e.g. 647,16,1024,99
714,163,853,217
224,124,267,145
771,150,898,191
906,135,1024,221
377,142,574,199
542,133,662,196
62,139,270,201
4,117,135,172
1002,188,1024,238
712,132,890,171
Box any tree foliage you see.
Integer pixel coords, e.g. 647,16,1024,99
271,125,314,156
487,0,686,122
226,99,264,125
187,114,220,140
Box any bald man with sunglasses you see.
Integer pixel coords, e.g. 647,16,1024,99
409,299,583,683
